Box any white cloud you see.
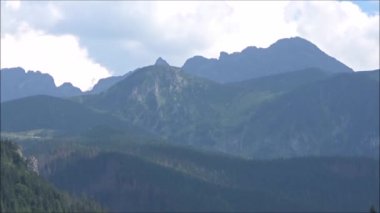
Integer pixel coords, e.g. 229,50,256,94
285,1,379,71
5,0,21,11
1,1,379,90
1,25,111,91
198,1,297,57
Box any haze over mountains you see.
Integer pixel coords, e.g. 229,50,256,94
0,67,82,102
183,37,353,82
1,36,378,158
1,37,354,101
1,37,379,212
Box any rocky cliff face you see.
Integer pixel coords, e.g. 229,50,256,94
15,145,39,174
27,156,39,175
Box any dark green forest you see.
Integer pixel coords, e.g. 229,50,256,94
0,140,103,212
9,137,377,212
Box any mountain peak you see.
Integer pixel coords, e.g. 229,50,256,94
155,57,170,67
182,36,352,83
1,67,83,102
269,36,319,50
219,51,229,60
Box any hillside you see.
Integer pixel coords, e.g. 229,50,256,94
76,66,378,159
78,64,236,148
238,70,380,158
38,142,379,212
0,95,143,136
0,140,102,212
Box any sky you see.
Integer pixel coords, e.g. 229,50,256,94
1,1,379,91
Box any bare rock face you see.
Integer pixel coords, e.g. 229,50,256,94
15,145,39,174
16,147,23,158
27,156,39,175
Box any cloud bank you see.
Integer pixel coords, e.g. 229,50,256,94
1,25,110,91
285,1,379,71
1,1,378,90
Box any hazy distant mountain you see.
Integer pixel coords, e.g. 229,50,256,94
58,82,82,97
182,37,353,82
88,75,126,94
0,67,82,102
154,57,170,67
90,36,355,95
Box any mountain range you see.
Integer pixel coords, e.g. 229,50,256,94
2,65,378,159
1,36,379,212
1,37,354,101
182,37,353,82
1,37,379,159
0,67,82,102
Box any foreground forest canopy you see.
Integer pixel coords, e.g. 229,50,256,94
0,140,103,212
0,37,379,212
1,138,378,212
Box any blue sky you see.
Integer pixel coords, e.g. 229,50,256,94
1,1,379,91
351,0,379,15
